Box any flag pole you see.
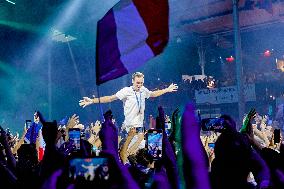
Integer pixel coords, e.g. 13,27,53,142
96,85,104,122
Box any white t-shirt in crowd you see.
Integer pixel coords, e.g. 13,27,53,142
116,86,152,129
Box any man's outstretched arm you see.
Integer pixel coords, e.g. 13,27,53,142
79,94,118,108
150,83,178,98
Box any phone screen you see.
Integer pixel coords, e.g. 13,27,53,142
69,129,81,151
274,129,280,144
201,118,225,132
147,129,163,160
25,120,32,129
69,157,110,181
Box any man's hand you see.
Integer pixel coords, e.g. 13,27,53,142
167,83,178,93
79,95,95,108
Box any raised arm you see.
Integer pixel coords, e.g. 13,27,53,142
0,127,17,171
182,103,211,189
119,128,136,164
79,94,118,108
99,110,139,189
157,106,180,189
127,132,144,156
12,126,28,154
150,83,178,98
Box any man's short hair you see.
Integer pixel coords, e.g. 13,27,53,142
132,72,144,80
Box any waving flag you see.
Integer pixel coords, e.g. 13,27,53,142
24,122,42,144
37,129,45,161
96,0,169,85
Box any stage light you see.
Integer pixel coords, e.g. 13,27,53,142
264,50,271,57
5,0,15,5
225,56,234,63
51,29,76,43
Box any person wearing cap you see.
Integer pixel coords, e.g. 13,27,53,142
79,72,178,133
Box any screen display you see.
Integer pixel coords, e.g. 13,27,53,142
147,131,163,159
69,157,110,181
69,129,81,151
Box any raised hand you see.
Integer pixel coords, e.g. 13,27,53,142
91,120,102,135
182,103,211,189
240,108,256,134
247,108,256,120
261,115,268,124
128,128,136,138
79,95,94,108
36,111,46,124
157,106,166,131
66,114,79,129
167,83,178,92
100,110,118,156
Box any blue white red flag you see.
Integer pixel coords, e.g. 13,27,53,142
96,0,169,85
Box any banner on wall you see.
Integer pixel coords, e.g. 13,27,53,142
195,84,256,104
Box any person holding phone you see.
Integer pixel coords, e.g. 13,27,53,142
146,129,163,160
24,111,42,144
68,128,81,151
79,72,178,133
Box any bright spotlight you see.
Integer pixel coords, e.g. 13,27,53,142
264,50,271,57
225,56,234,63
5,0,15,4
51,29,76,43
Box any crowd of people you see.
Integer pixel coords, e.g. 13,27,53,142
182,69,284,91
1,103,284,189
1,71,284,189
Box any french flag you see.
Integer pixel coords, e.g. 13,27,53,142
37,129,45,161
96,0,169,85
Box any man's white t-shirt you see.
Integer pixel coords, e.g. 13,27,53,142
116,86,152,129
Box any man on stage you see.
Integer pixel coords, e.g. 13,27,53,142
79,72,178,133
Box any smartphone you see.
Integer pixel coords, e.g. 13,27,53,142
146,129,163,160
201,118,226,132
68,157,110,181
208,143,215,149
274,129,281,144
69,128,81,151
25,120,32,129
